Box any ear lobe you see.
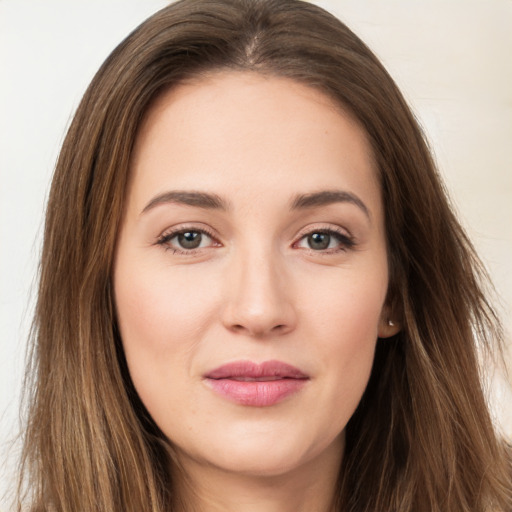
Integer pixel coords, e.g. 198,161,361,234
378,314,401,338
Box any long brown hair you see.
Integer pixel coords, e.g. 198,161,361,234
17,0,511,510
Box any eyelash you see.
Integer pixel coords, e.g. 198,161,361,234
155,225,355,255
293,227,355,254
156,226,218,254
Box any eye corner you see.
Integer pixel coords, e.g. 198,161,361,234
293,225,356,254
155,225,222,255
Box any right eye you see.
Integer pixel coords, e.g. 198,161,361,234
294,228,355,254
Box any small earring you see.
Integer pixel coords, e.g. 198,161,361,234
388,319,395,326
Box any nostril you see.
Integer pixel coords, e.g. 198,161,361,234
221,292,297,337
229,322,288,336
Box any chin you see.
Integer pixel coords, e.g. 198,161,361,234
185,427,345,479
217,449,303,478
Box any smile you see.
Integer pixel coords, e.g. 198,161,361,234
204,360,309,407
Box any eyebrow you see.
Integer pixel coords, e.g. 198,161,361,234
141,190,229,214
141,188,370,219
291,190,370,219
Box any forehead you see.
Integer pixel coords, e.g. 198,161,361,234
128,71,380,216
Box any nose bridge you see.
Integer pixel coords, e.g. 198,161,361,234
222,239,296,336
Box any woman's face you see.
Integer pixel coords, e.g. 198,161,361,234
114,72,398,479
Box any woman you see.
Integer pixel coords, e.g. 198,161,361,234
16,0,511,510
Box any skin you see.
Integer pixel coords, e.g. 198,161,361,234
114,72,399,512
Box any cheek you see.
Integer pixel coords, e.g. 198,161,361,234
113,255,218,412
115,256,216,350
302,268,386,419
305,265,386,347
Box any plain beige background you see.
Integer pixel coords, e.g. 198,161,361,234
1,0,511,504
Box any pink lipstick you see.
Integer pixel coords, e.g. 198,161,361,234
204,360,309,407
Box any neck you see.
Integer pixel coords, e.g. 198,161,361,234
171,438,343,512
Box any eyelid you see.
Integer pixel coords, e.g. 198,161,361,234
292,224,356,252
154,222,355,255
155,224,221,253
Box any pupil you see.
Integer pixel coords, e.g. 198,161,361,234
178,231,201,249
308,232,330,250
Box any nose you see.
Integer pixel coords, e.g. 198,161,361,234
221,248,297,338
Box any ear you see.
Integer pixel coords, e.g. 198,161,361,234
378,307,401,338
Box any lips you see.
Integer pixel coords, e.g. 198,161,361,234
204,360,309,407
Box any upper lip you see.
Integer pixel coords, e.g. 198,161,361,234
204,360,309,380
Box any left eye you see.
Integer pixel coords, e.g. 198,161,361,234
158,229,214,251
296,231,351,251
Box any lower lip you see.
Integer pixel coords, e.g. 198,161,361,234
206,378,307,407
